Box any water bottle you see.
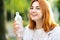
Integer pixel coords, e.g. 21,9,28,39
15,12,24,37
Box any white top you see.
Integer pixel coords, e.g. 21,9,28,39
23,26,60,40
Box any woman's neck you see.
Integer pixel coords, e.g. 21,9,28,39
35,20,43,29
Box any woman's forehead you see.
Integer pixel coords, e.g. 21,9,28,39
32,1,40,7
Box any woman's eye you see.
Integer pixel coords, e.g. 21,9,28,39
30,7,33,9
36,7,40,10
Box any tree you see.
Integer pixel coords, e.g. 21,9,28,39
0,0,6,40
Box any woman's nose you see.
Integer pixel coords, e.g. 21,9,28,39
32,9,36,13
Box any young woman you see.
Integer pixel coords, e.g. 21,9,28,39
14,0,60,40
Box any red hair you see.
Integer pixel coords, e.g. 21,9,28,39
29,0,57,32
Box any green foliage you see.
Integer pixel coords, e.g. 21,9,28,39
5,0,31,26
5,0,31,13
55,0,60,12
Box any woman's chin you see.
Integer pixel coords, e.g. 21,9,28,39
31,18,38,21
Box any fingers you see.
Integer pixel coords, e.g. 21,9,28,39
13,20,23,35
13,21,16,27
13,21,20,34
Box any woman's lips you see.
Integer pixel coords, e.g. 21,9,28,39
32,14,38,16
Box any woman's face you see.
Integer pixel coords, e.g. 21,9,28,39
29,1,43,21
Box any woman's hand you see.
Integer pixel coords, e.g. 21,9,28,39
13,21,24,37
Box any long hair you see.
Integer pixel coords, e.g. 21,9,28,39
29,0,58,32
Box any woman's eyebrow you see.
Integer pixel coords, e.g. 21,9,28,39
31,5,40,8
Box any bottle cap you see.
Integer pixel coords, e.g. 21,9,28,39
16,12,19,16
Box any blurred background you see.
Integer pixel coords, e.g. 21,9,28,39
0,0,60,40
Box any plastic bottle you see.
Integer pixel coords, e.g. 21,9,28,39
15,12,24,37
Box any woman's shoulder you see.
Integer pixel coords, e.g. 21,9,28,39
23,25,34,40
53,26,60,33
48,26,60,33
52,26,60,40
24,25,34,35
48,26,60,40
24,25,33,31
